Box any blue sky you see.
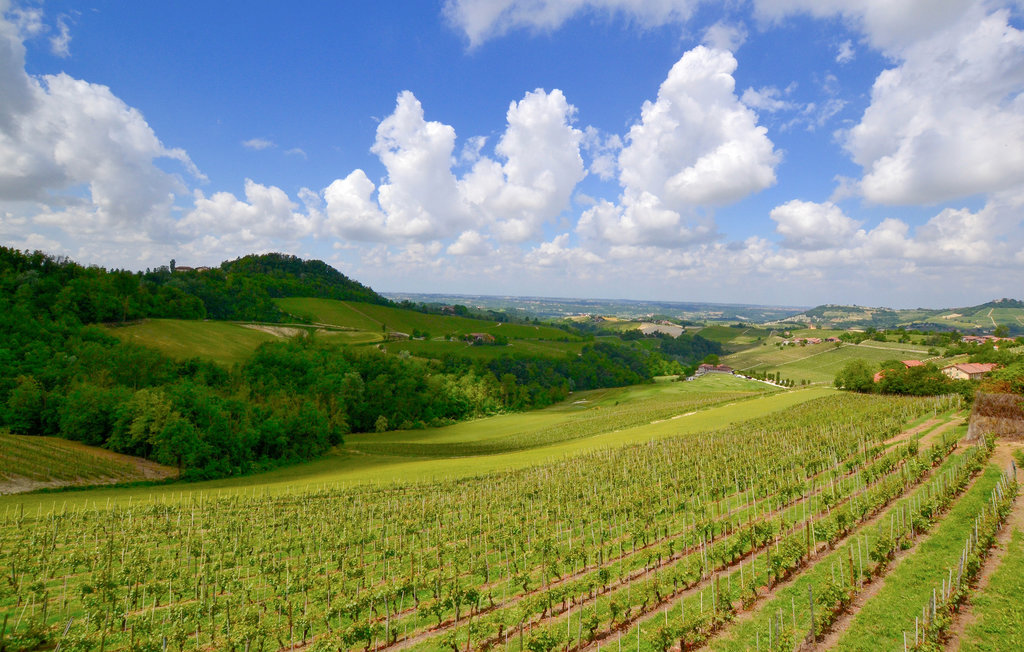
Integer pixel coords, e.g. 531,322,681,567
1,0,1022,308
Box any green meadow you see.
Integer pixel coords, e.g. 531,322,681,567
0,377,830,511
103,318,281,365
276,297,579,340
725,340,940,384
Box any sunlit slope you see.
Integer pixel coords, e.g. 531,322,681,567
275,297,580,340
103,319,281,365
0,379,831,509
724,340,942,384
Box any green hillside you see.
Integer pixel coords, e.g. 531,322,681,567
276,297,581,340
104,319,284,365
783,298,1024,333
724,340,947,384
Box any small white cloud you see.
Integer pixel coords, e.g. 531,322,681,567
49,14,71,57
285,147,307,158
702,21,747,52
741,86,796,112
444,0,702,47
446,229,491,256
459,135,487,164
10,7,45,38
242,138,276,151
836,39,855,63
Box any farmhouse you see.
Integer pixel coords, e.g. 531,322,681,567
942,362,999,381
696,363,734,375
468,332,495,343
873,360,926,383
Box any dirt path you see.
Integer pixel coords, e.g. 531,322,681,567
943,440,1024,650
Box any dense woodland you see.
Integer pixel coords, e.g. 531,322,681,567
0,247,672,478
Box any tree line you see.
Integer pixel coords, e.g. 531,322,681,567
0,247,670,479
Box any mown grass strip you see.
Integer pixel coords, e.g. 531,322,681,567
833,461,1006,650
959,527,1024,651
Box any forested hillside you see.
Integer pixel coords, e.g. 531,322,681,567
0,247,665,479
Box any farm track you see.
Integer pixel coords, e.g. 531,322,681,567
941,440,1024,651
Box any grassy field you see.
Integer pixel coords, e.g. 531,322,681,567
380,337,585,360
724,340,940,384
960,528,1024,651
103,318,282,365
0,378,832,511
276,297,579,340
345,374,776,456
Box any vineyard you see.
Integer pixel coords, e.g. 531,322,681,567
0,434,177,495
6,392,1015,652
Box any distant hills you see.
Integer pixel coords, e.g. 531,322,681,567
780,298,1024,334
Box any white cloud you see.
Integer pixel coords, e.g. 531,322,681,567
459,88,585,241
580,46,778,248
446,229,491,256
843,8,1024,205
753,0,977,54
285,147,307,158
49,13,70,57
618,46,779,209
581,126,621,181
835,39,855,63
524,232,602,268
323,170,389,241
179,179,317,241
702,20,747,52
444,0,702,46
741,85,796,112
770,199,862,250
370,90,470,239
242,137,276,150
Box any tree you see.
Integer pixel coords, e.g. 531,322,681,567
994,323,1010,338
833,359,874,392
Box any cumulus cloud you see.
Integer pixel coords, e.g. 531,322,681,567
844,8,1024,205
179,179,317,242
770,199,861,250
444,0,702,46
580,46,778,248
324,88,584,245
446,229,491,256
0,5,201,248
459,88,585,241
619,46,779,209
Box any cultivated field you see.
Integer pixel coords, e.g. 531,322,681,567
276,298,579,341
103,319,282,365
3,389,995,652
724,340,941,385
0,433,177,494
